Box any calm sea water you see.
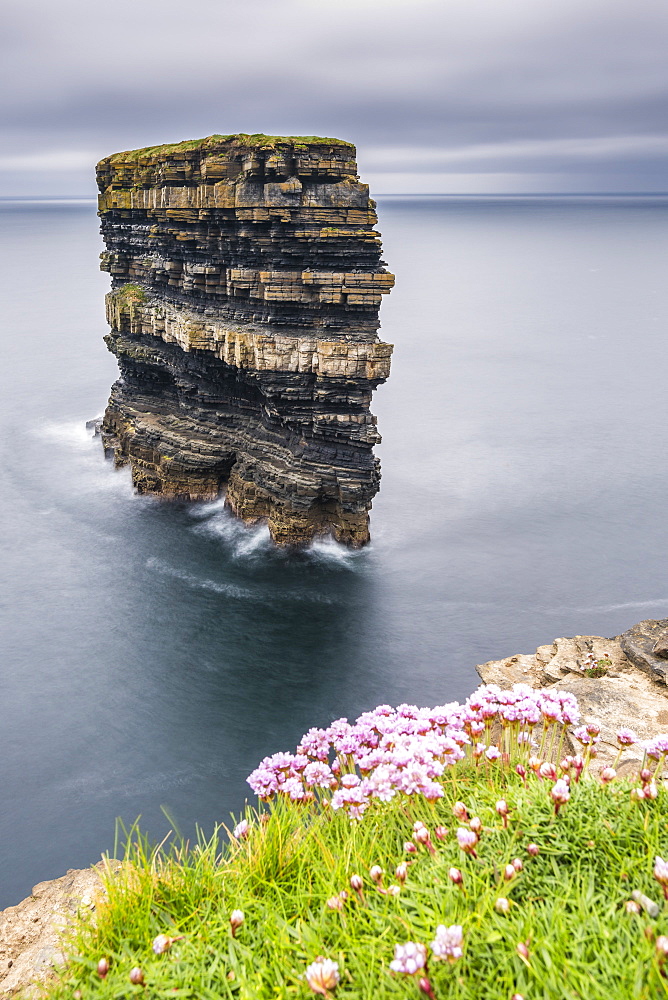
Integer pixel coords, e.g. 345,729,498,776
1,195,667,907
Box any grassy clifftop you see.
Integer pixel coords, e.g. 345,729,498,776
45,687,668,999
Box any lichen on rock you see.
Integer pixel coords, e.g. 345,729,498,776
96,133,394,546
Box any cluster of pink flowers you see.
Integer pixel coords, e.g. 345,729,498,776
390,924,463,975
246,685,582,818
643,735,668,761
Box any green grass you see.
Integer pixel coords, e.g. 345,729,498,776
46,769,668,1000
112,283,146,304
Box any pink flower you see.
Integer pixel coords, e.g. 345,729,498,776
495,897,511,914
448,867,463,885
526,843,540,857
456,828,478,855
233,819,249,840
418,977,437,999
390,942,427,975
305,958,340,995
152,934,175,954
370,865,384,883
654,856,668,895
453,801,469,821
430,924,463,963
551,779,570,813
304,762,335,788
395,862,408,883
600,767,616,783
616,728,637,746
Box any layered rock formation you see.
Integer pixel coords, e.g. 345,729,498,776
96,134,394,545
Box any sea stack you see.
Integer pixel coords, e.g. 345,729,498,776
96,133,394,546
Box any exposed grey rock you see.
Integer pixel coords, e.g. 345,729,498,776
653,631,668,659
476,627,668,769
620,619,668,684
0,862,121,997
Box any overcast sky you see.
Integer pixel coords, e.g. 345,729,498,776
2,0,667,195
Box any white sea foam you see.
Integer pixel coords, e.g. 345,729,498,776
185,497,228,520
146,556,254,600
566,597,668,615
54,763,213,801
233,524,273,558
305,535,367,568
191,501,368,571
32,418,132,496
189,503,272,560
38,419,97,448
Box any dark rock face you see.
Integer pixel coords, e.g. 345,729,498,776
653,633,668,659
96,134,394,546
620,619,668,684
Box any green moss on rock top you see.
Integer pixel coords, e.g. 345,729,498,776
102,133,354,165
113,283,146,304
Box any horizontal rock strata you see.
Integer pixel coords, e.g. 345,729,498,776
96,134,394,545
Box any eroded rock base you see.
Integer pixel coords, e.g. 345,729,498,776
99,328,378,546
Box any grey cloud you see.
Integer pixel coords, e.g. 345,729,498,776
1,0,667,194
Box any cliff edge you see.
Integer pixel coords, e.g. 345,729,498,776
96,134,394,546
3,620,668,994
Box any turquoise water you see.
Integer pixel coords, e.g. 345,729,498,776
1,195,667,906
